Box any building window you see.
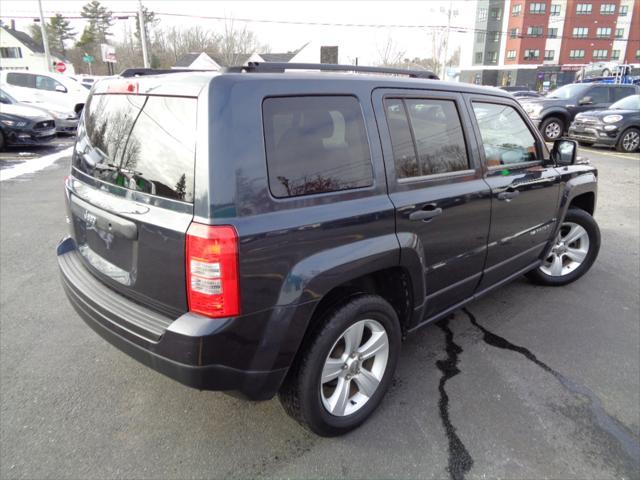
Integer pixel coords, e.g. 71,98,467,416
0,47,22,59
475,52,483,63
548,27,558,38
524,49,540,60
529,2,546,14
596,27,612,38
620,5,629,15
490,7,503,20
612,50,620,60
544,50,555,60
476,31,486,42
478,7,488,20
636,49,640,59
488,31,500,42
550,4,561,15
573,27,588,38
569,49,585,59
600,4,615,14
576,3,592,14
512,4,522,16
486,51,498,63
527,26,543,37
507,50,517,59
615,28,624,39
510,28,520,38
593,49,608,59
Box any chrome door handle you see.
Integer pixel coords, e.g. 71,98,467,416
497,190,520,201
409,207,442,222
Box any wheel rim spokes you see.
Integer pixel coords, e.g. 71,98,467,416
623,132,639,151
320,319,389,417
540,221,590,277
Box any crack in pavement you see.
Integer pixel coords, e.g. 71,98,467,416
435,316,474,480
463,307,640,466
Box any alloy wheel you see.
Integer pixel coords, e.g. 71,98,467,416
320,319,389,417
540,221,590,277
545,121,562,140
622,131,640,152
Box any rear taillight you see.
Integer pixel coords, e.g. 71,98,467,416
186,223,240,318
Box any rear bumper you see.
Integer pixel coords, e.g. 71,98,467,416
57,237,298,400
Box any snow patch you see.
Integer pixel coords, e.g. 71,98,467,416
0,147,73,182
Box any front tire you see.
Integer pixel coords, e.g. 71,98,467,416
616,128,640,153
279,295,401,436
541,116,565,142
527,208,600,286
0,130,5,152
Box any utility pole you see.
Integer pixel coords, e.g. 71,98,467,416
37,0,53,72
440,2,454,80
138,0,150,68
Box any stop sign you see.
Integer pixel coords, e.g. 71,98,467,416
55,62,66,73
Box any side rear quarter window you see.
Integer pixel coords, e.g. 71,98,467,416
384,97,469,179
612,86,636,102
472,102,538,167
6,72,35,88
262,96,373,198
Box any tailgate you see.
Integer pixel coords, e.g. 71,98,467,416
67,91,197,316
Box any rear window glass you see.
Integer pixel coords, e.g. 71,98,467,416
74,94,197,203
263,96,373,198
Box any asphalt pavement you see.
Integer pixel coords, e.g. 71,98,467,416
1,145,639,479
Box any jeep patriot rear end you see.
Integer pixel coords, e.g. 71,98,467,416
58,63,600,436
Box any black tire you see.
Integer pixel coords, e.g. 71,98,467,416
602,68,611,77
541,116,565,142
0,130,5,152
526,208,600,286
279,294,401,436
616,127,640,153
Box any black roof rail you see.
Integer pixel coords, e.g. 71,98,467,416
226,62,440,80
120,68,208,77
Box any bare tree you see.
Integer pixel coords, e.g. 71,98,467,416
218,19,269,65
376,35,406,67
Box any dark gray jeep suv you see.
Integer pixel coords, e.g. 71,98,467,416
58,63,601,436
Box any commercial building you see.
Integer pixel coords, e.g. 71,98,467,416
460,0,639,89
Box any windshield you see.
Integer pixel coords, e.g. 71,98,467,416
547,84,589,100
0,89,17,104
610,95,640,110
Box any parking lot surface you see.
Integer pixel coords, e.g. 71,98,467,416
1,146,639,479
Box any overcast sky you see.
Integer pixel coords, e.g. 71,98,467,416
1,0,478,64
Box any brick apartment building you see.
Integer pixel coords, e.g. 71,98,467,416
460,0,640,89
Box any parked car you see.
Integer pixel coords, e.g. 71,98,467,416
520,82,639,141
0,88,78,134
0,99,56,150
0,70,88,116
57,64,600,436
512,90,543,99
568,94,640,152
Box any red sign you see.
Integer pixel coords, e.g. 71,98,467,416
55,62,66,73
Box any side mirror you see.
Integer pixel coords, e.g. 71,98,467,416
551,139,577,166
578,96,593,105
55,85,67,93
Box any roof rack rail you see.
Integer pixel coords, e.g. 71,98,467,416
225,62,439,80
120,68,207,77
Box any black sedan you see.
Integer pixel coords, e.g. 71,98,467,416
0,102,56,151
569,94,640,153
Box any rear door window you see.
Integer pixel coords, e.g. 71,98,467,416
263,96,373,198
35,75,65,92
587,86,610,103
75,94,197,203
6,72,35,88
384,97,470,178
612,86,636,102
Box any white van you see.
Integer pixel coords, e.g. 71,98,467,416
0,70,88,115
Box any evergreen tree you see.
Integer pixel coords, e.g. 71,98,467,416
80,0,113,43
76,25,96,49
49,14,76,54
